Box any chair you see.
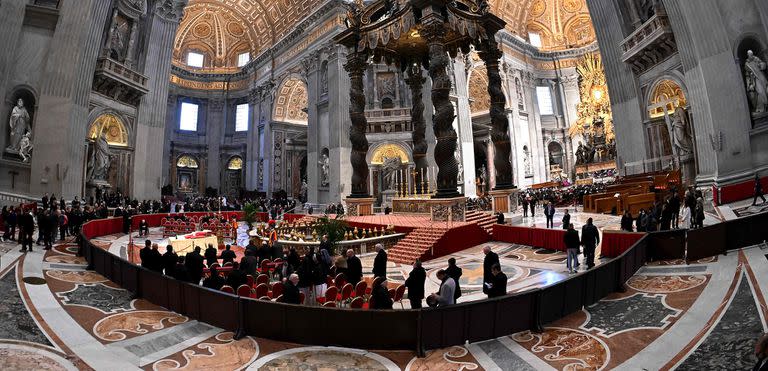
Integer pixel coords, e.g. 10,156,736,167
338,283,353,305
325,275,334,287
223,262,233,267
354,281,367,298
349,296,365,309
236,284,252,297
255,283,269,298
393,284,406,309
334,273,347,290
270,281,284,298
317,286,338,305
260,259,272,272
366,277,383,296
275,294,284,303
388,288,396,300
322,301,336,307
299,292,305,304
246,274,255,287
221,285,234,294
256,274,269,286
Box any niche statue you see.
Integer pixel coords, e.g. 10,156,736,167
7,98,31,155
671,107,693,156
87,133,112,183
745,50,768,114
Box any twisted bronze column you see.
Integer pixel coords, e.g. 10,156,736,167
424,23,460,198
480,39,514,189
405,62,427,194
344,51,371,198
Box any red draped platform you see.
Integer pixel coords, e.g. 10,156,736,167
492,224,567,251
601,230,646,258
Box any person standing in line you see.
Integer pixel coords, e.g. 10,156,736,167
162,245,178,276
753,174,766,206
564,223,581,273
620,210,634,232
445,258,462,302
429,269,455,307
669,190,681,229
544,202,556,228
562,209,571,230
486,264,507,298
372,243,387,279
404,260,426,309
18,208,34,253
345,249,363,286
581,218,600,269
522,196,529,217
482,246,499,296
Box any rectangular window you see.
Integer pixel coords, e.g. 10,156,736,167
235,104,249,132
529,32,542,48
179,102,199,131
536,86,554,115
237,52,250,67
187,52,204,68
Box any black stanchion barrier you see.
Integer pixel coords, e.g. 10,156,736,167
647,229,686,261
686,223,726,261
725,212,768,252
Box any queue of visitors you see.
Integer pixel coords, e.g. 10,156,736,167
619,186,706,232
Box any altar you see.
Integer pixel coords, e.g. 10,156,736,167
168,230,218,256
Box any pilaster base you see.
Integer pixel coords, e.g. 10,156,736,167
489,188,519,213
427,196,466,222
345,197,375,216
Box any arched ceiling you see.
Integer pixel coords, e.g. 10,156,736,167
172,0,595,72
490,0,596,51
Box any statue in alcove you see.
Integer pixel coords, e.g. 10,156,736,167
87,133,112,183
671,106,693,156
381,157,401,191
318,152,330,187
6,98,31,154
745,50,768,114
19,132,33,162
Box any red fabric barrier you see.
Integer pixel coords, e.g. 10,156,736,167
713,176,768,205
82,217,123,239
492,225,566,251
601,230,646,258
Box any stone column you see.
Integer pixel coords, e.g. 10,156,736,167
245,88,259,190
327,45,352,202
302,51,320,203
423,21,459,198
480,39,514,190
344,50,370,198
452,56,477,198
405,62,428,193
206,99,224,190
0,0,27,152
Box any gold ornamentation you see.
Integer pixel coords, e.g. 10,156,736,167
88,114,129,147
177,155,199,169
649,79,687,118
273,77,309,124
530,0,547,18
469,66,491,114
227,156,243,170
562,0,582,13
370,143,409,165
94,311,189,342
570,53,615,143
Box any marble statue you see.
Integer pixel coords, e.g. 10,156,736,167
7,98,30,154
19,132,32,162
87,133,112,182
671,106,693,156
745,50,768,114
300,179,308,202
576,142,585,165
381,157,400,191
457,161,464,183
318,152,330,187
523,146,533,177
479,165,487,186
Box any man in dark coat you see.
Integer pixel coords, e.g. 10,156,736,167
581,217,600,269
138,219,149,237
226,262,247,289
184,246,205,284
345,249,363,285
204,244,218,267
171,256,190,282
162,245,178,276
149,243,163,273
370,278,393,309
445,257,462,301
404,260,426,308
202,266,225,290
486,264,507,298
139,240,152,269
754,174,766,206
220,244,237,266
372,243,387,278
319,234,332,254
18,209,34,253
562,209,571,230
522,196,529,217
482,246,499,295
564,223,581,273
544,202,556,228
281,274,301,304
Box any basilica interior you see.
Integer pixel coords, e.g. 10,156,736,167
1,0,768,370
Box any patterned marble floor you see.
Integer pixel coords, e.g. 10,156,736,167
1,229,767,370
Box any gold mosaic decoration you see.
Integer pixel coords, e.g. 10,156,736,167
370,144,409,165
468,66,491,114
88,114,129,146
570,52,614,142
177,155,199,169
227,156,243,170
273,76,309,124
649,79,687,118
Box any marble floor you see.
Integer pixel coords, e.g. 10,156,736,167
1,228,767,370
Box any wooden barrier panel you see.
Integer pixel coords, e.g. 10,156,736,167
686,224,726,262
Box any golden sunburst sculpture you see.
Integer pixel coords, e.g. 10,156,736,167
570,53,614,143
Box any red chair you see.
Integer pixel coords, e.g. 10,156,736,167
350,297,365,309
221,285,234,294
162,222,174,237
334,273,347,290
393,284,406,308
366,277,383,296
223,262,233,267
299,292,305,304
388,288,396,300
354,281,367,298
260,259,272,272
246,274,255,287
236,284,252,297
317,286,338,305
338,283,353,305
161,218,168,225
270,281,284,298
256,274,269,286
255,283,269,298
325,275,334,287
322,301,336,307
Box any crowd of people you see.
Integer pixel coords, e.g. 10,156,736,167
518,183,611,215
618,186,706,232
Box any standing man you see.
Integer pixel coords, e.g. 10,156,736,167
204,244,218,267
57,210,68,241
445,257,462,302
404,260,426,308
139,240,152,269
345,249,363,285
581,218,600,269
486,264,507,298
162,245,178,276
669,190,681,229
429,270,455,307
482,246,499,296
564,223,581,273
185,246,205,284
522,196,529,217
562,209,571,230
18,208,34,253
754,174,766,206
544,202,556,228
372,243,387,279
